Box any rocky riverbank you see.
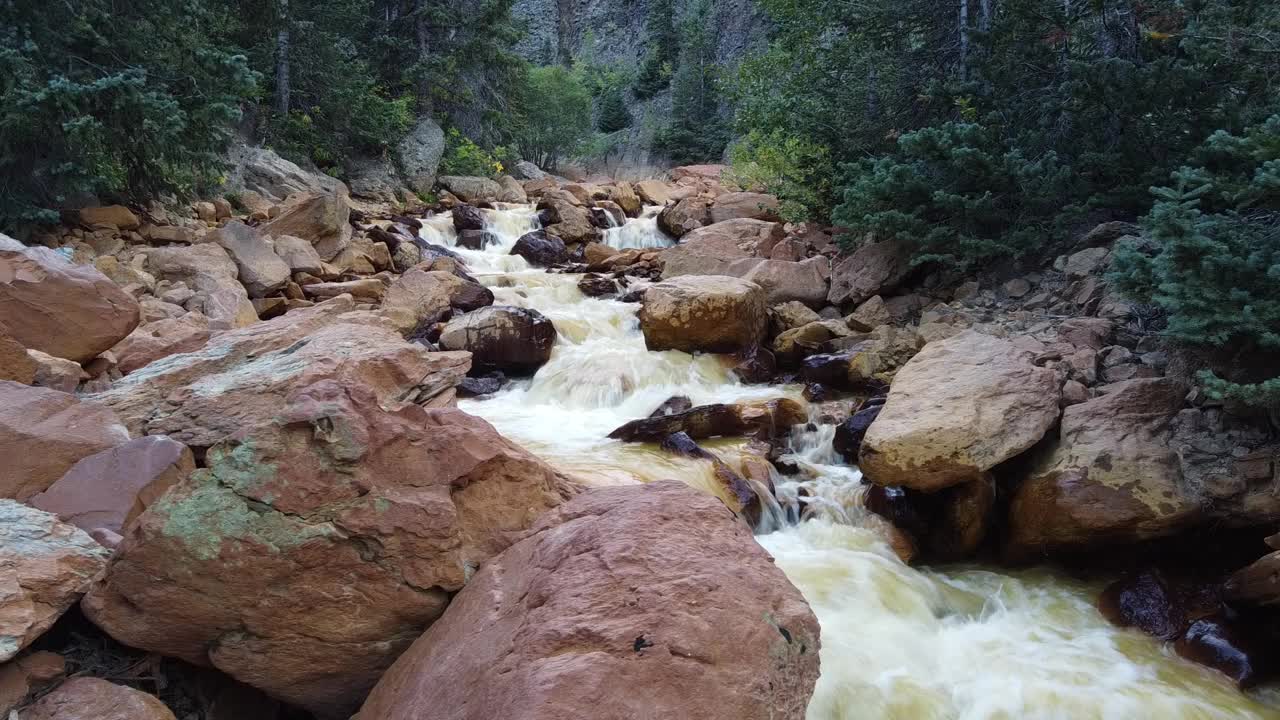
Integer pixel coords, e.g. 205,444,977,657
1,154,1278,717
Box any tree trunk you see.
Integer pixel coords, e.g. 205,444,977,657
416,0,433,107
958,0,970,80
274,0,291,115
979,0,993,33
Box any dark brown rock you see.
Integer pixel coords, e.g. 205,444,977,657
438,306,556,375
510,230,567,266
609,398,805,443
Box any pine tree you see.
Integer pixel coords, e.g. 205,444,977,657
597,86,632,133
656,0,728,164
633,0,678,99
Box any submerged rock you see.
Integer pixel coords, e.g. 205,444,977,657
354,481,820,720
608,398,804,443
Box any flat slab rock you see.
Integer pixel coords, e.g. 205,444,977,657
355,481,820,720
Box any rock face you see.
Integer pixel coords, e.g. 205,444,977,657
510,230,568,266
0,234,141,363
438,306,557,375
0,501,111,662
381,267,494,331
355,481,820,720
210,221,290,298
827,238,913,307
0,382,131,500
0,333,36,384
397,117,446,193
29,436,193,537
224,143,346,203
21,677,175,720
639,276,767,354
260,192,352,261
860,331,1061,492
1007,378,1204,560
83,386,571,719
90,298,468,449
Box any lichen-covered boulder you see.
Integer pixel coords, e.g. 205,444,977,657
860,330,1061,492
0,234,140,363
83,384,573,719
639,276,767,354
354,481,820,720
0,502,111,662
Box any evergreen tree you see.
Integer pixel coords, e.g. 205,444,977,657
633,0,679,99
597,86,632,133
0,0,256,228
656,0,728,164
510,65,593,170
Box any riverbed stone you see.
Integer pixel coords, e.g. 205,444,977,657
353,481,820,720
259,191,352,261
639,275,767,354
21,677,175,720
381,267,493,331
438,306,556,375
210,221,290,298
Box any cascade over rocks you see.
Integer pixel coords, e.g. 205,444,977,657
438,306,557,375
639,275,767,354
1006,378,1205,560
1,234,141,363
860,330,1061,492
29,435,194,538
90,297,469,448
0,382,131,500
451,204,486,232
83,382,574,718
0,501,111,662
354,481,820,720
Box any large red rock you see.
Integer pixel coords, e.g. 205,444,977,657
0,333,35,384
0,502,111,662
90,297,468,449
860,330,1061,492
0,382,130,500
1006,378,1204,560
21,677,175,720
708,192,781,223
30,436,193,537
355,481,819,720
109,312,212,375
0,234,141,363
639,276,768,354
83,384,574,718
660,219,783,277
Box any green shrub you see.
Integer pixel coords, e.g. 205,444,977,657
726,130,834,223
439,129,508,177
833,122,1074,268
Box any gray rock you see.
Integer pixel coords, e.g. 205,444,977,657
397,117,446,194
210,221,290,298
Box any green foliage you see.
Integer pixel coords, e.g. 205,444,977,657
633,0,679,99
727,130,833,222
439,128,511,178
834,123,1074,267
0,0,256,228
1111,117,1280,408
655,0,728,164
597,86,632,133
509,65,593,170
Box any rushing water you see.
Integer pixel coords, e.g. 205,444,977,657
422,204,1280,719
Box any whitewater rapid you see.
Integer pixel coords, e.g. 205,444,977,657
421,203,1280,719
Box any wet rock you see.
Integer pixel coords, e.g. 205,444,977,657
439,175,502,204
1098,570,1186,641
639,275,767,354
608,398,804,443
576,274,616,297
0,382,131,500
591,201,625,228
802,383,828,402
439,306,556,375
259,191,352,261
732,344,776,384
800,352,854,387
709,191,781,224
537,190,599,245
1176,616,1272,688
354,481,820,720
827,238,913,307
1007,378,1204,561
510,229,568,266
1,234,141,363
452,204,486,232
90,298,469,448
861,330,1061,492
382,267,493,331
29,435,193,537
832,404,882,460
210,221,290,298
83,384,573,718
1225,544,1280,607
650,395,693,417
0,502,111,662
457,371,506,397
22,677,175,720
457,229,499,250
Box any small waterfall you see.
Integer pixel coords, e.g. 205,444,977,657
604,205,675,250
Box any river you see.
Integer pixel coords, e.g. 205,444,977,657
420,203,1280,720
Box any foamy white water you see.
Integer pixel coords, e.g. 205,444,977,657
603,205,674,249
424,204,1280,719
